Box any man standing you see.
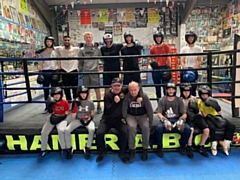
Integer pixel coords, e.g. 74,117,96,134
122,81,153,161
101,33,123,94
79,32,102,114
149,31,172,112
180,31,202,96
36,36,60,114
56,36,79,104
121,31,143,85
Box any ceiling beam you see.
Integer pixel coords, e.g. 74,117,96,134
180,0,197,24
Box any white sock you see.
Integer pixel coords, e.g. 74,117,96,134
224,139,231,149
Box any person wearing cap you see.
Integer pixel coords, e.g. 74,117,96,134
180,31,202,96
96,78,143,163
122,81,153,162
79,32,102,114
149,31,172,113
120,31,143,85
36,36,61,114
101,33,123,94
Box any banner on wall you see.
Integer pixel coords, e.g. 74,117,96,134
80,9,91,25
99,9,108,23
125,8,135,22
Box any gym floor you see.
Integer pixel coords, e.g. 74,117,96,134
1,150,240,180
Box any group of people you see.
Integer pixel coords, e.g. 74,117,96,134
37,30,236,163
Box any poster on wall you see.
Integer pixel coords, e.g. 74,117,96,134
20,0,28,13
135,8,148,28
98,22,105,31
0,1,3,16
117,8,126,22
3,5,12,19
105,22,113,34
99,9,108,23
108,8,117,22
148,8,159,24
10,6,19,23
18,12,26,25
80,9,91,25
113,22,122,35
91,9,99,22
125,8,135,22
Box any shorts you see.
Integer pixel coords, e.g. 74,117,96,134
103,73,119,85
83,74,100,86
187,114,208,130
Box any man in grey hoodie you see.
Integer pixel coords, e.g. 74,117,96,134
122,81,153,161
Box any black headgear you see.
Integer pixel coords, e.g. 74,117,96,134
166,83,177,97
44,36,54,48
180,83,192,99
103,33,113,45
77,86,89,100
124,31,134,44
185,31,197,44
153,31,164,44
51,87,63,102
198,85,211,101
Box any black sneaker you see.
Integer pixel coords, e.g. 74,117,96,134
186,146,194,159
197,145,209,157
66,147,73,159
97,106,102,114
141,149,148,161
129,149,135,162
42,108,48,114
119,152,129,164
84,147,91,160
96,152,106,162
154,108,158,114
180,145,186,155
38,150,48,159
157,146,164,158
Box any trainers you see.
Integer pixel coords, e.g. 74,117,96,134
84,147,91,160
157,146,164,158
197,145,209,157
219,140,229,156
211,141,218,156
66,147,74,159
129,149,135,162
61,149,67,159
154,108,158,114
96,152,106,162
119,152,129,164
42,108,48,114
38,150,48,159
141,149,148,161
180,145,186,155
97,106,102,114
186,146,194,159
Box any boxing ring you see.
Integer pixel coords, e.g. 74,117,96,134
1,38,240,154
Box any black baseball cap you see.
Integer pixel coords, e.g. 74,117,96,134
111,78,122,85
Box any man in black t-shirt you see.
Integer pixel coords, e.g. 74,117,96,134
100,34,123,94
120,32,143,85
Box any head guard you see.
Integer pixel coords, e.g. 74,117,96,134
153,31,164,44
77,86,89,100
198,85,211,101
51,87,63,102
103,33,113,45
180,83,192,99
185,31,197,44
124,31,134,44
44,36,54,48
166,83,177,97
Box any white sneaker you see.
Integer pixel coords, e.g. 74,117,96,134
211,141,218,156
219,140,229,156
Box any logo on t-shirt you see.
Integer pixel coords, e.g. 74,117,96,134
79,105,89,112
130,101,141,108
165,107,176,118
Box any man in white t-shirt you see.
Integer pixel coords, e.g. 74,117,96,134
180,31,202,96
56,36,80,103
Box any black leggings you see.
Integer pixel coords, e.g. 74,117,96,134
96,118,128,153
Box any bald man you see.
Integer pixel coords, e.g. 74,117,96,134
122,81,153,161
